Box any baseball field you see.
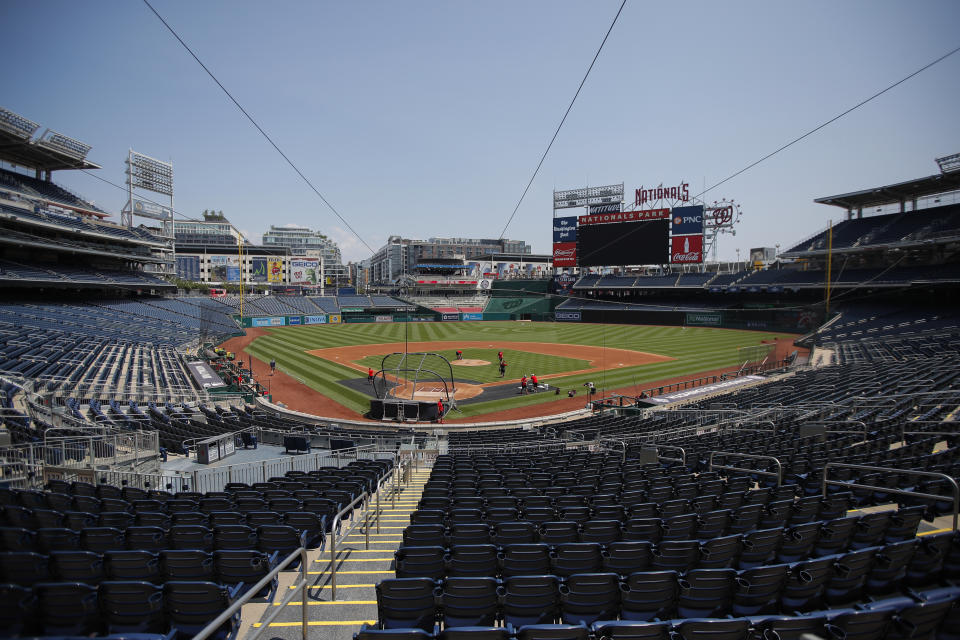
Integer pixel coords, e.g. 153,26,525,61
235,321,800,421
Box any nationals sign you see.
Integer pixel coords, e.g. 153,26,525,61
671,235,704,263
578,208,669,226
553,242,577,267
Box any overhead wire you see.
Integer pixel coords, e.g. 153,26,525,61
693,43,960,200
497,0,627,241
141,0,375,255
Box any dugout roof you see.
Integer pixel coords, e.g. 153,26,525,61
815,172,960,211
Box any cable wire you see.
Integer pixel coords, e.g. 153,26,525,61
497,0,627,240
695,43,960,200
141,0,374,254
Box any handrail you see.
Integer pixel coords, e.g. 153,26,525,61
655,445,686,466
822,463,959,531
709,451,783,487
812,420,868,440
193,546,309,640
325,490,372,601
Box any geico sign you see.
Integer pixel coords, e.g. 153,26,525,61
553,247,576,257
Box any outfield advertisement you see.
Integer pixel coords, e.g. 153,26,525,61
268,259,284,283
250,257,268,283
304,315,327,325
686,311,722,327
328,314,341,324
210,255,240,282
288,316,302,325
556,311,582,322
442,313,460,321
374,315,393,323
289,258,319,285
461,313,482,321
251,316,285,327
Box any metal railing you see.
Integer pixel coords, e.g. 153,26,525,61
822,463,959,531
709,451,783,487
321,460,401,602
193,546,309,640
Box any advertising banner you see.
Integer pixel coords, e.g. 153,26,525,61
303,315,327,325
553,242,577,267
442,313,460,321
374,315,393,323
328,314,341,324
556,311,582,322
553,216,578,242
589,202,621,214
685,311,722,327
132,198,172,221
250,257,268,282
671,205,704,235
175,255,200,281
289,258,319,285
210,255,240,282
267,259,284,283
578,208,669,226
251,317,286,327
288,316,302,325
461,312,482,321
670,235,704,264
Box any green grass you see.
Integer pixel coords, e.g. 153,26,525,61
242,321,798,419
357,349,591,384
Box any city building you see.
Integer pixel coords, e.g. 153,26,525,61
368,236,533,284
262,225,346,287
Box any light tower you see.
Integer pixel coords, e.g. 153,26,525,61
122,150,175,274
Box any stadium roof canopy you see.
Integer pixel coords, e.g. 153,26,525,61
0,107,100,171
815,171,960,212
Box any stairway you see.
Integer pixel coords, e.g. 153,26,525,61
245,463,431,640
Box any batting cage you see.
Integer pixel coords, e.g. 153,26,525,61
369,352,456,422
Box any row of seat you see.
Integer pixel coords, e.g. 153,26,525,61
402,507,924,551
394,529,958,582
416,482,792,509
0,548,278,597
3,490,346,517
0,523,319,559
1,580,241,640
1,504,333,535
356,593,960,640
374,574,960,633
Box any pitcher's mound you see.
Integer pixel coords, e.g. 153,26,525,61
453,359,489,367
390,381,484,400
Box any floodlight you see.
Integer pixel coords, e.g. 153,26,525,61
936,152,960,174
37,129,92,160
127,151,173,196
0,107,40,139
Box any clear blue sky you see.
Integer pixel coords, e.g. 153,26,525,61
3,0,959,263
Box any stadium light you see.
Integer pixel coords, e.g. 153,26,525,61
936,152,960,174
36,129,92,160
0,107,40,139
127,150,174,196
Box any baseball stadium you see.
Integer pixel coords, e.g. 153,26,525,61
3,5,960,640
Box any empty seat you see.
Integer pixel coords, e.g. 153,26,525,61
99,580,165,634
49,550,106,584
502,574,560,627
559,572,620,626
620,570,678,621
106,550,163,583
163,580,241,640
395,546,447,580
376,577,439,632
440,576,500,627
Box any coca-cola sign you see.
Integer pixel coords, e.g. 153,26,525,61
553,241,577,267
671,235,703,264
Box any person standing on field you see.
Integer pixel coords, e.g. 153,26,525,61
499,360,506,377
